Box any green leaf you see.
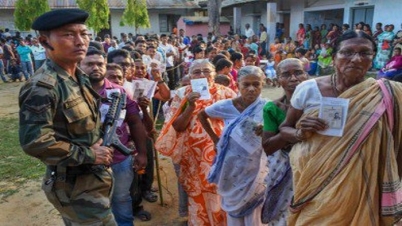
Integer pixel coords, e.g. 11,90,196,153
120,0,150,32
14,0,50,31
77,0,110,33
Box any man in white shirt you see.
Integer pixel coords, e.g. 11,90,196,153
142,45,165,73
118,33,129,49
107,40,119,53
159,34,177,89
30,37,46,71
245,23,255,39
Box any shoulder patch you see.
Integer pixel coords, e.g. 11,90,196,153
37,74,57,89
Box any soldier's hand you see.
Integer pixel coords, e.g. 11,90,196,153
91,139,113,165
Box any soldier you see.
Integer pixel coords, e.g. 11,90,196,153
19,9,128,225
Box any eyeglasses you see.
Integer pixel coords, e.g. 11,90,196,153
192,69,213,76
337,50,374,59
280,70,305,79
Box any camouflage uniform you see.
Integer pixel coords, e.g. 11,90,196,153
19,59,116,225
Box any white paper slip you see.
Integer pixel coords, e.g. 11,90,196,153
230,117,261,154
132,79,157,100
191,78,211,100
318,97,350,137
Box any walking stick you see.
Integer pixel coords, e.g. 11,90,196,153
149,100,164,206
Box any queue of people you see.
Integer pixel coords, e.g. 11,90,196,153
17,8,402,226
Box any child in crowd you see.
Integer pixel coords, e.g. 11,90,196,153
214,74,231,87
306,48,318,75
9,59,23,82
295,47,310,72
264,54,278,87
215,58,238,92
244,53,258,66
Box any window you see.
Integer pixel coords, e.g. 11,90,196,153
159,15,168,32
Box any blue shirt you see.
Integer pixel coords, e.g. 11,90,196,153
16,45,32,62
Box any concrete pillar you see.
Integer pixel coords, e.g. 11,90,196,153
233,7,242,35
266,2,277,45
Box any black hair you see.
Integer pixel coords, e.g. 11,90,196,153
135,39,146,46
192,45,204,55
146,45,156,50
211,54,228,67
295,47,307,56
106,63,123,72
219,50,231,59
130,51,142,60
206,46,218,54
215,58,233,72
86,48,105,57
107,49,131,63
121,45,134,52
89,41,105,53
332,30,376,56
230,51,243,62
214,74,230,86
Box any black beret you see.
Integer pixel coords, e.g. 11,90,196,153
31,9,89,31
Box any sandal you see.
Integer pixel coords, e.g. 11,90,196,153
134,206,152,221
143,190,158,203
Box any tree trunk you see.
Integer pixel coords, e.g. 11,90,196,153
208,0,222,36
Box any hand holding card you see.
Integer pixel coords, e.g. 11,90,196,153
190,78,210,100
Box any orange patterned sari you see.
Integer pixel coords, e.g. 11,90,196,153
155,83,236,226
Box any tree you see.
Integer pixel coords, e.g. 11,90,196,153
77,0,110,34
14,0,50,31
120,0,151,34
208,0,222,36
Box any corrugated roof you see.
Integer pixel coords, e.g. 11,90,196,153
0,0,200,9
221,0,271,8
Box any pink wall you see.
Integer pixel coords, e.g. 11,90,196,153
177,19,231,37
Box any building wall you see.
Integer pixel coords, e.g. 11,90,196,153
289,0,304,40
0,10,15,31
345,0,401,28
109,10,161,38
288,0,402,40
177,21,231,37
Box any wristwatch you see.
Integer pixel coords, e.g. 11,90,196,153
157,80,165,84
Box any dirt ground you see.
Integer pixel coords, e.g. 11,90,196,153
0,81,282,226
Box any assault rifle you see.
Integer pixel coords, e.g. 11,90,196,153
102,92,133,156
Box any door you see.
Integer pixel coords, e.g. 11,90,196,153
352,6,374,27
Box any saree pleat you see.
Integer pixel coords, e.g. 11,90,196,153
155,84,236,226
288,78,402,226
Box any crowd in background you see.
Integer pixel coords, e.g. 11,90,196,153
4,18,402,226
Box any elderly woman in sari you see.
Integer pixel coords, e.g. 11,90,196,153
374,24,396,69
280,30,402,225
198,66,268,226
155,59,236,226
260,59,308,226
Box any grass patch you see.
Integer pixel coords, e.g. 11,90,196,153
0,117,44,195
